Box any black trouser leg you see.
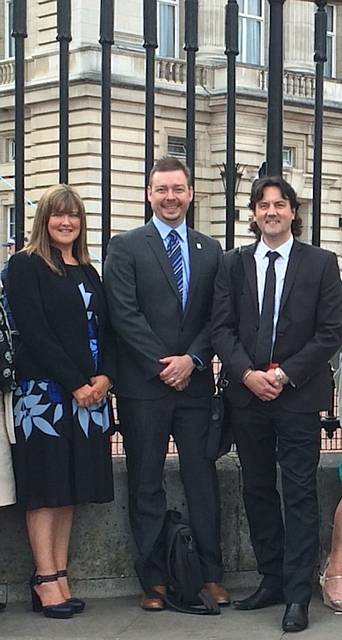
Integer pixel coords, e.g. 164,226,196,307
173,395,224,582
117,396,172,590
230,401,284,589
275,409,321,603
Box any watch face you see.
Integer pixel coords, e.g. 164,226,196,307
275,368,283,382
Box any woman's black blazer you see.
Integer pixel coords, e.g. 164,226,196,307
7,250,116,392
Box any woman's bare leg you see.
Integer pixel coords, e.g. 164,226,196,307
53,505,75,599
26,508,65,606
325,499,342,602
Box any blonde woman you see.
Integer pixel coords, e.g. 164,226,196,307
7,185,115,618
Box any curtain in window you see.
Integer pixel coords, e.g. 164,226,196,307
238,17,261,65
238,0,261,16
248,0,261,16
159,4,175,58
246,18,260,65
8,1,15,58
324,37,333,78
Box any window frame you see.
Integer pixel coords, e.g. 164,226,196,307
167,135,187,162
283,146,295,169
6,138,15,162
324,4,336,79
4,0,15,59
157,0,179,59
237,0,264,67
6,205,15,240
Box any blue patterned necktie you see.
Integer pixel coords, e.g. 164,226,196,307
166,229,183,300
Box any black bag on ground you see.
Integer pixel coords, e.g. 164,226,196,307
155,510,220,615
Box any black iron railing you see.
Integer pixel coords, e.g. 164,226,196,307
111,358,341,456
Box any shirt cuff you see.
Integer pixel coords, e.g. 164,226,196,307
188,353,206,371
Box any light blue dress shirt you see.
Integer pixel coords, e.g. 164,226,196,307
152,214,190,310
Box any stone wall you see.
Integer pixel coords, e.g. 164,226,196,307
0,453,340,604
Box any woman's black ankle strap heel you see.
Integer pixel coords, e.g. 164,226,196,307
56,569,68,578
30,573,74,619
56,569,86,613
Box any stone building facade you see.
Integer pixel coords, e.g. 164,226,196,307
0,0,341,267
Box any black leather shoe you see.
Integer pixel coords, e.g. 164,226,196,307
282,603,308,632
233,585,284,610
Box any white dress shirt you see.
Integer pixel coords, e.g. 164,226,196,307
254,235,293,355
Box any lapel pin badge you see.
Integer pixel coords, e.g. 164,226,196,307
196,242,202,250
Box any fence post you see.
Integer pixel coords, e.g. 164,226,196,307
225,0,239,251
312,0,327,247
184,0,198,228
266,0,285,176
143,0,157,222
100,0,114,264
13,0,27,250
57,0,72,185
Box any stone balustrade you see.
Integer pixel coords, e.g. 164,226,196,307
259,68,316,100
0,52,335,106
0,59,15,85
156,57,208,87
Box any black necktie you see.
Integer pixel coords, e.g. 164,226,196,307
255,250,280,367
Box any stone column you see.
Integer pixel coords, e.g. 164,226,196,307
284,0,315,73
197,0,226,64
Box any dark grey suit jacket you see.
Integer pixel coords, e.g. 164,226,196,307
104,220,222,399
211,240,342,412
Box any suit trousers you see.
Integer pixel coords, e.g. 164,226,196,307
229,398,321,604
118,392,223,591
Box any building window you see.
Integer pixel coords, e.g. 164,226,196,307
4,0,15,58
237,0,263,66
7,206,15,240
157,0,179,58
168,136,186,162
6,138,15,162
324,5,336,79
283,146,295,169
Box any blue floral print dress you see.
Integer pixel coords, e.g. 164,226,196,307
12,265,114,509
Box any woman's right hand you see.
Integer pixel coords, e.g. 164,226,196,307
72,384,96,407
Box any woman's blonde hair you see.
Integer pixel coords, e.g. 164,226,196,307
26,184,90,273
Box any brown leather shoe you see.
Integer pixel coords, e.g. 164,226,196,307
141,585,166,611
204,582,230,606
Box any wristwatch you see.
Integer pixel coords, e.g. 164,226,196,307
274,367,288,385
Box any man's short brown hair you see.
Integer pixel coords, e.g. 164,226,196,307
148,156,192,187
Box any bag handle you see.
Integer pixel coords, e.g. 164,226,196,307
151,589,220,616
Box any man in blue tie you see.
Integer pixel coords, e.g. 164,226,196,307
211,176,342,632
104,157,228,610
